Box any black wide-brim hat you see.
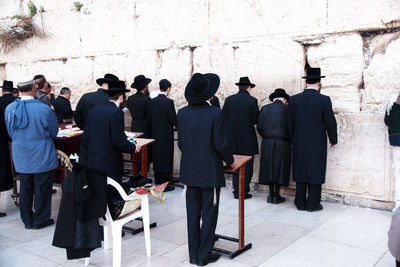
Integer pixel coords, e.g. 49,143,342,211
0,80,17,90
235,76,255,88
131,75,152,89
96,73,119,86
105,80,130,94
185,73,220,105
269,88,290,102
302,68,326,79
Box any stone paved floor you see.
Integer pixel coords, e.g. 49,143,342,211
0,186,395,267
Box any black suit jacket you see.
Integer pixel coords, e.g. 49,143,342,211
80,102,137,182
223,90,259,155
53,96,73,123
0,93,16,191
147,94,177,172
288,89,337,184
74,89,109,130
178,103,234,188
127,91,150,137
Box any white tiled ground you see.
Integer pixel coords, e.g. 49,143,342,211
0,186,394,267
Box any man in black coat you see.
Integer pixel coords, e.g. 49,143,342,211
289,68,337,212
0,80,17,217
74,73,119,130
178,73,237,266
223,77,259,199
147,79,176,192
210,95,220,108
257,89,291,204
53,87,73,123
127,74,152,173
80,80,141,183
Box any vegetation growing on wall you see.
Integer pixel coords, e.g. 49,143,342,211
0,1,44,54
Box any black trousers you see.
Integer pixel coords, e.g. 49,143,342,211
232,157,253,195
19,171,53,228
186,186,220,262
154,171,170,185
294,182,322,210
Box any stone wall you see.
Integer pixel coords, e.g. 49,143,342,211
1,0,400,209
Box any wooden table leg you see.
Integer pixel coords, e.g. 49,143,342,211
142,145,147,178
132,154,138,176
238,165,245,249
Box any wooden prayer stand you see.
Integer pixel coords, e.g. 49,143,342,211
212,154,253,259
123,137,158,235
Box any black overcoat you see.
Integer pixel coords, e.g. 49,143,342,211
0,93,16,191
147,94,177,172
52,163,106,259
177,103,234,188
288,89,337,184
223,90,259,155
257,101,291,186
53,96,73,123
80,102,137,183
127,91,150,137
74,89,109,130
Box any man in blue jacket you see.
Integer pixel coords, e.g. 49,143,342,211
5,79,59,229
178,73,238,266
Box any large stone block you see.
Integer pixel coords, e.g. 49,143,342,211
324,113,391,202
156,48,193,108
307,33,364,113
134,0,208,48
5,57,94,105
363,33,400,113
209,0,326,42
1,9,81,61
80,0,135,56
327,0,400,32
233,39,304,107
0,1,21,20
192,45,237,107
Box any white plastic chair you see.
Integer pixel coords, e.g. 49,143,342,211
100,177,151,267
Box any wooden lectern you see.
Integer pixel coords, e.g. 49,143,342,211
212,154,253,259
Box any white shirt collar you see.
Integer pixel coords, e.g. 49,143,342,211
20,95,34,100
206,100,212,106
159,91,167,95
305,87,317,91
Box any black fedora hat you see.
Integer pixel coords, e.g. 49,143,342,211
185,73,220,104
96,73,119,86
302,68,326,80
131,75,152,90
0,80,17,90
235,76,255,88
105,80,130,95
269,88,290,102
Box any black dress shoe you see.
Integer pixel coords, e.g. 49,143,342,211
273,195,286,204
295,205,306,211
307,204,323,212
0,212,6,217
267,195,274,203
33,219,54,229
189,258,197,265
163,184,175,192
244,193,252,199
234,193,252,199
25,224,32,229
197,252,221,266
